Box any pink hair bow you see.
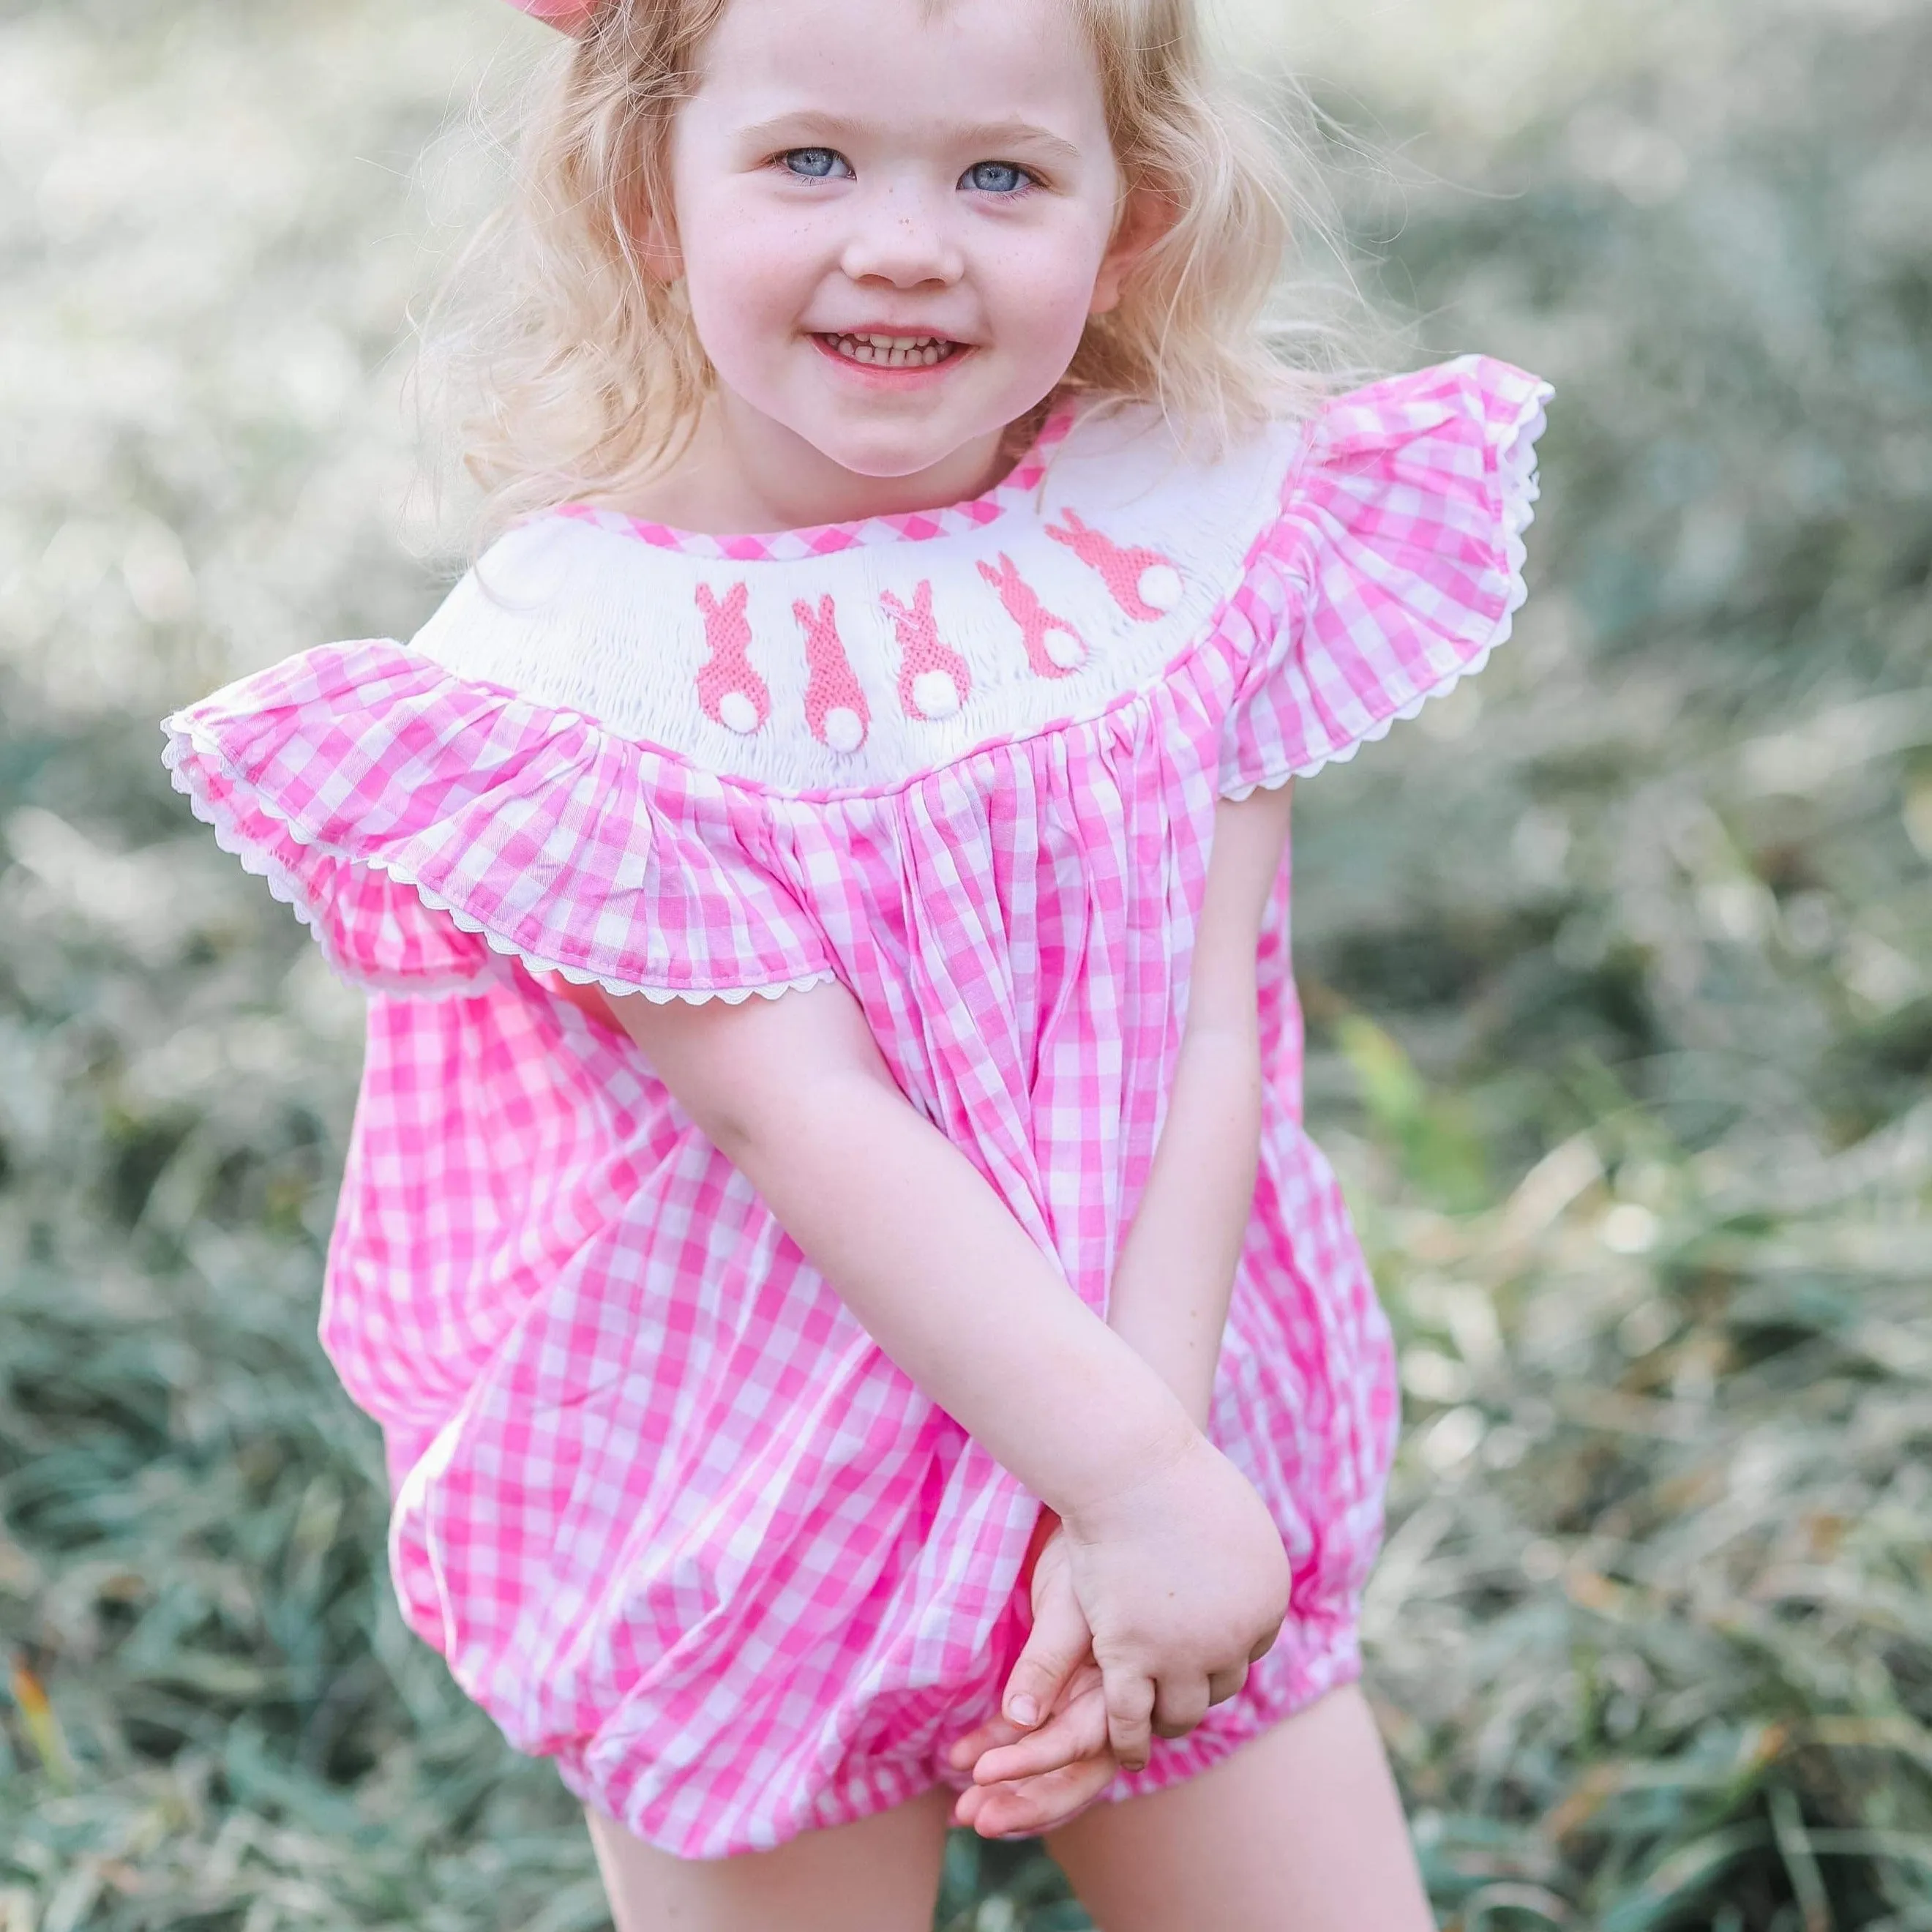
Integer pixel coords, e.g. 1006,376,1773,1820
506,0,599,31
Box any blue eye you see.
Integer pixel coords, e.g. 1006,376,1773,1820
782,148,852,180
961,160,1033,195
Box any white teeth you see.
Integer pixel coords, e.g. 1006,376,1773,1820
826,332,959,370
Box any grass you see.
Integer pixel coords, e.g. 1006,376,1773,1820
2,0,1929,1925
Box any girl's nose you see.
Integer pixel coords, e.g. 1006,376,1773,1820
838,184,964,289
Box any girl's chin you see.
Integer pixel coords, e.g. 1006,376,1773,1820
785,410,1007,487
714,367,1024,492
801,430,1003,490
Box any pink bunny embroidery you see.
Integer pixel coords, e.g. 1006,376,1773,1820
793,594,869,754
1044,509,1183,621
693,582,771,735
977,553,1086,677
878,581,973,721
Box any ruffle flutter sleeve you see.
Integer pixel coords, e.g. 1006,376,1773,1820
1218,354,1551,799
162,642,836,1002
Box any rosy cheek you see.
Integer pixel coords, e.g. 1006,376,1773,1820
686,226,803,341
990,250,1104,349
994,222,1106,295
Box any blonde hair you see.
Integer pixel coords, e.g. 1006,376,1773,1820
435,0,1347,539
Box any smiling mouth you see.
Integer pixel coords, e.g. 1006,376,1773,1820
817,332,967,370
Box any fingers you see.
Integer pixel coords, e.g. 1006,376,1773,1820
1101,1665,1156,1772
1150,1674,1210,1740
948,1658,1104,1779
960,1660,1232,1773
946,1712,1025,1772
972,1677,1109,1786
954,1753,1118,1839
1145,1658,1253,1737
1207,1661,1248,1707
1000,1570,1091,1730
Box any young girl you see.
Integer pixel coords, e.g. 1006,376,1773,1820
163,0,1548,1922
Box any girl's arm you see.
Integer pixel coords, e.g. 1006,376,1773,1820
605,978,1288,1770
556,782,1289,1442
613,979,1194,1510
952,785,1295,1835
1106,782,1293,1424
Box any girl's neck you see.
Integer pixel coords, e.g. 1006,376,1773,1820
605,391,1014,537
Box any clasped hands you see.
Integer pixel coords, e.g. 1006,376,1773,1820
949,1432,1289,1838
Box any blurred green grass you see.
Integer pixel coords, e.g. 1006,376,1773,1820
1,1,1928,1926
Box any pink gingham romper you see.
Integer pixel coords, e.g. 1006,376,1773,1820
165,356,1549,1857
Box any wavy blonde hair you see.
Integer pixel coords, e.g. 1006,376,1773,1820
434,0,1344,539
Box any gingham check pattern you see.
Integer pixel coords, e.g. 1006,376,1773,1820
163,359,1548,1857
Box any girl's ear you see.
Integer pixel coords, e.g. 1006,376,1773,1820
618,153,684,283
1088,181,1177,318
639,209,684,285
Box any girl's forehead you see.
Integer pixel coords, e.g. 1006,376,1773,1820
692,0,1103,128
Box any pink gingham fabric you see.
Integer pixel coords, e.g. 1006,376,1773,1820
164,358,1549,1857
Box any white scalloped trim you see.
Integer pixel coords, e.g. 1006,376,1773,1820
168,367,1549,977
1218,378,1550,802
161,731,494,1000
161,724,838,1008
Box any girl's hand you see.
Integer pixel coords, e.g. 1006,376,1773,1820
1057,1432,1287,1770
948,1526,1116,1837
950,1658,1115,1837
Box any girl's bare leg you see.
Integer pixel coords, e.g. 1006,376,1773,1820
585,1784,954,1932
1044,1685,1434,1932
